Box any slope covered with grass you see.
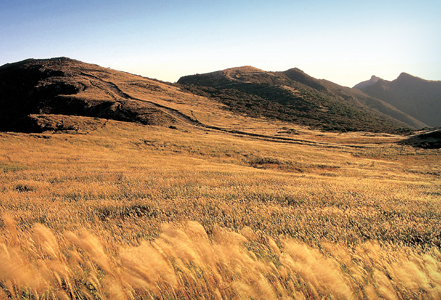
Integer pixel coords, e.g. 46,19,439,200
0,117,440,299
178,67,426,133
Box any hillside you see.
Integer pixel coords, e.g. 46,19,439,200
0,58,184,132
0,106,440,299
400,128,441,149
354,73,441,127
1,58,427,135
178,67,426,132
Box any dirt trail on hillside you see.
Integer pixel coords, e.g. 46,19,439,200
82,73,201,126
80,73,368,149
109,81,202,126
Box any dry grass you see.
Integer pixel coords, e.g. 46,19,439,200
1,218,441,299
0,118,440,299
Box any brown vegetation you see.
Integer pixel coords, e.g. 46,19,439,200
0,115,440,299
0,58,440,299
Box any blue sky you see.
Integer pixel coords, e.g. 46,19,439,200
1,0,440,87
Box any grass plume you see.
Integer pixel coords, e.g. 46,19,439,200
0,118,440,298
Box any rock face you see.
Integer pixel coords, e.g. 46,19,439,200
0,57,179,132
354,73,441,127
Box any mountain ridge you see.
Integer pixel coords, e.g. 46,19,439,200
354,73,441,127
353,75,381,90
0,57,433,134
178,66,427,132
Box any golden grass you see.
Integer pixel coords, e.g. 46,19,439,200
1,217,441,299
0,118,440,299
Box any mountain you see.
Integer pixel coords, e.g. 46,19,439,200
353,75,381,90
354,73,441,127
178,66,427,132
0,57,429,134
0,57,199,132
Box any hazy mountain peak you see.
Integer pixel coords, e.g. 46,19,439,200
353,75,382,90
396,72,422,83
354,72,441,127
397,72,412,78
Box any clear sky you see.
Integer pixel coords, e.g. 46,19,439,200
1,0,440,87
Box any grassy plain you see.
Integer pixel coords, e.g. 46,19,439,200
0,117,440,299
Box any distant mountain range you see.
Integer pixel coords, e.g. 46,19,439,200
0,57,438,134
354,73,441,127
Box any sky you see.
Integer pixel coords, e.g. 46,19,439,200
0,0,440,87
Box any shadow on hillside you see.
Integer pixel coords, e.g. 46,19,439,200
399,129,441,149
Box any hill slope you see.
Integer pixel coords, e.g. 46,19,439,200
178,67,426,132
0,58,427,134
354,73,441,127
0,57,202,132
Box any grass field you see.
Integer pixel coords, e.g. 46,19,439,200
0,117,440,299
